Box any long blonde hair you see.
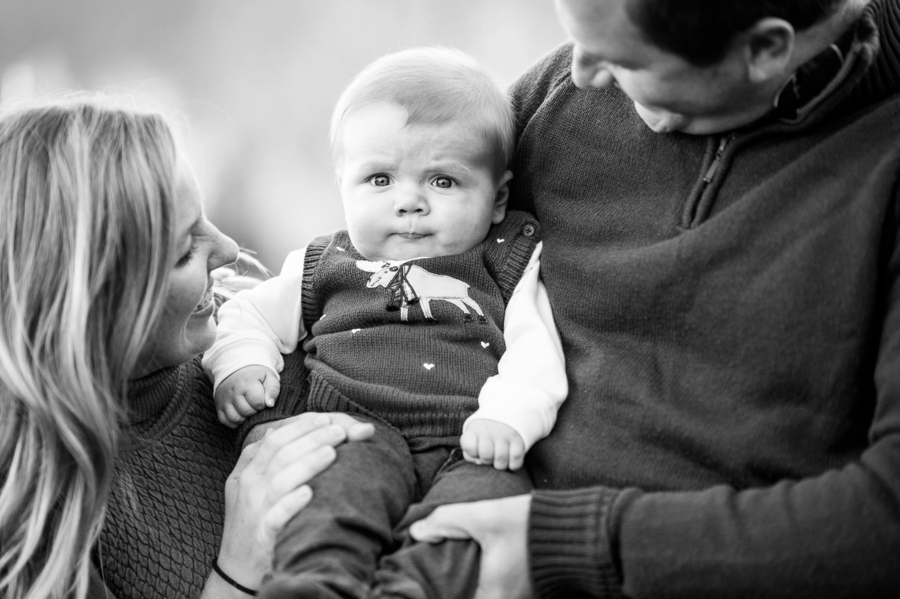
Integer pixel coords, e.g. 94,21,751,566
0,95,179,599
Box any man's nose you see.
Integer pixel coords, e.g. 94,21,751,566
571,45,615,89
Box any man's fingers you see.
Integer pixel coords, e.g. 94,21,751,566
409,505,476,543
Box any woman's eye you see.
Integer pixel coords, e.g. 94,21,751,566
370,175,391,187
433,177,453,189
176,241,196,267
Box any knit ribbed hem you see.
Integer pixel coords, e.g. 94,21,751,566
529,487,624,599
306,370,472,438
301,233,334,332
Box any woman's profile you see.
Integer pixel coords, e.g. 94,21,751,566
0,95,372,599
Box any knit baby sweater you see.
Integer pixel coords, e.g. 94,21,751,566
210,210,567,452
299,211,539,438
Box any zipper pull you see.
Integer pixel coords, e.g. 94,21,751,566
703,135,732,183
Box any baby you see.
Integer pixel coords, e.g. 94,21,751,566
204,47,566,599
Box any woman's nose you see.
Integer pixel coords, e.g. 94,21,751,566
394,186,429,216
208,226,240,271
571,45,615,89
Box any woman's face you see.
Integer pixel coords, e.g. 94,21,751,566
133,158,238,378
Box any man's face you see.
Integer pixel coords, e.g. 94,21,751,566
555,0,777,134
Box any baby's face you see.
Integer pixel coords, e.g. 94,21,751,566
336,102,509,262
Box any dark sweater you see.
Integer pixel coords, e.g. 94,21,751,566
94,357,234,598
511,0,900,597
93,353,308,598
298,211,539,438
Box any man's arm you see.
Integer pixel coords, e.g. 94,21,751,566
416,194,900,598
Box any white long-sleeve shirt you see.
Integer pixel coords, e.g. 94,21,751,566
203,242,567,451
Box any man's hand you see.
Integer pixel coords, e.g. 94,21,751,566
410,495,533,599
214,365,280,427
461,418,526,470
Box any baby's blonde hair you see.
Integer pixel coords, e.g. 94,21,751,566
330,47,515,177
0,94,178,599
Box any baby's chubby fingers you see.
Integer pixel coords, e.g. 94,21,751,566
219,404,247,428
508,436,526,471
460,430,481,464
262,369,281,408
477,435,496,465
491,440,509,471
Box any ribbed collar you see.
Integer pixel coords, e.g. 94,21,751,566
851,0,900,103
127,365,180,424
124,359,199,448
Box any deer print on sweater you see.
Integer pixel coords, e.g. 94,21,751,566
356,260,486,323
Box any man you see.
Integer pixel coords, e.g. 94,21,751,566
411,0,900,597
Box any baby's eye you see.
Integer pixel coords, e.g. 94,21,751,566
369,174,391,187
432,177,454,189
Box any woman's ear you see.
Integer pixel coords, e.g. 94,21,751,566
743,18,796,84
492,170,513,224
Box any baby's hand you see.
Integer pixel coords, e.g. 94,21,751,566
460,419,526,471
214,365,280,428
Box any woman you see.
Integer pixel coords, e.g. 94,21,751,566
0,95,372,599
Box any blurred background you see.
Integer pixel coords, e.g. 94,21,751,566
0,0,568,271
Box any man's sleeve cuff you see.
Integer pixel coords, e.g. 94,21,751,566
529,487,624,598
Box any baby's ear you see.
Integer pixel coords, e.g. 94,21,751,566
492,170,513,224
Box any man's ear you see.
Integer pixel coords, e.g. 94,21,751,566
492,170,513,224
743,18,795,84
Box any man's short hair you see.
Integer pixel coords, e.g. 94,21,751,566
330,47,515,177
626,0,846,66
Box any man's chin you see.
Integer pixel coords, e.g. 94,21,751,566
634,102,757,135
634,103,691,134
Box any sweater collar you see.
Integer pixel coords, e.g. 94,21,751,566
767,2,884,127
126,364,182,426
849,0,900,103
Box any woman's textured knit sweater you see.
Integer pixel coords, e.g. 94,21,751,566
512,0,900,597
94,357,235,598
92,354,310,598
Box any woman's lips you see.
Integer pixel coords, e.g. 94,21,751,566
193,287,214,316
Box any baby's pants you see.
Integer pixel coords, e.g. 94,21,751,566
257,416,532,599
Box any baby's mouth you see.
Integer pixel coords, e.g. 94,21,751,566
397,232,427,240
